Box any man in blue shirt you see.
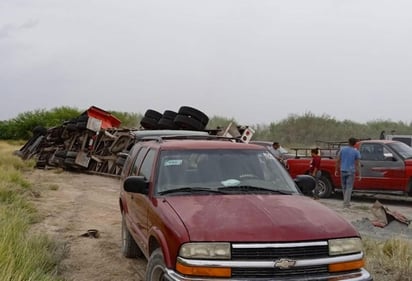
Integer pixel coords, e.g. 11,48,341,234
335,137,361,208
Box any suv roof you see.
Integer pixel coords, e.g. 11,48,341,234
133,135,264,150
131,129,209,139
148,139,264,150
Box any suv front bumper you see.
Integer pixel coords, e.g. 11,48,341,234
164,267,373,281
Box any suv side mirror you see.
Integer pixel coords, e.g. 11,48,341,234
123,176,149,195
294,175,316,196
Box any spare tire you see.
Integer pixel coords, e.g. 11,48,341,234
144,109,163,121
178,106,209,126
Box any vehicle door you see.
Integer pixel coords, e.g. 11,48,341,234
124,146,151,251
134,148,158,248
356,143,405,191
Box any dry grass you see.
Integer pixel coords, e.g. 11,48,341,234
364,237,412,281
0,141,63,281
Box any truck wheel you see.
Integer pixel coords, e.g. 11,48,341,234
318,175,333,198
121,215,142,258
146,248,166,281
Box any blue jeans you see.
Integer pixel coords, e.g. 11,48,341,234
341,171,355,207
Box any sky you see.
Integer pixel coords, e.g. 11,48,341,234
1,0,412,126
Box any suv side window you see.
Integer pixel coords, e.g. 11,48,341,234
129,147,148,176
138,149,156,180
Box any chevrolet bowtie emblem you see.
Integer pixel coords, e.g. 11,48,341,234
273,258,297,269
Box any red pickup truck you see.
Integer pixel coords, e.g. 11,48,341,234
286,139,412,198
119,132,372,281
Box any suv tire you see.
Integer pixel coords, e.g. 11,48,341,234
145,248,166,281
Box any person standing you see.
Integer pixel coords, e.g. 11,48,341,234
335,137,361,208
309,148,322,199
272,142,283,162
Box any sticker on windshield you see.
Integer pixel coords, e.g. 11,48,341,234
221,179,240,186
164,159,183,166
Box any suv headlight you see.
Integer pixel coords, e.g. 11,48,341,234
179,242,231,259
329,238,362,256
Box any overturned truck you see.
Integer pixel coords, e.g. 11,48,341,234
15,106,254,177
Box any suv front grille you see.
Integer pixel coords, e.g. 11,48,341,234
232,244,329,260
231,242,330,278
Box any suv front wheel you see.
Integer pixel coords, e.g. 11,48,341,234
146,248,167,281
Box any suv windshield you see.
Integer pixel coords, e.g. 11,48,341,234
155,149,299,195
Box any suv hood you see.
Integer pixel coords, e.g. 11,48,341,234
165,195,358,242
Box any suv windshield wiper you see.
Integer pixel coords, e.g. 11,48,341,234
217,185,294,195
158,187,229,195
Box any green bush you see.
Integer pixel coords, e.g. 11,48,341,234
0,107,81,140
2,107,412,148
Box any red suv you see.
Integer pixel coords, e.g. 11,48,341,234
119,134,372,281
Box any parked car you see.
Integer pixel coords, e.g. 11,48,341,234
119,135,372,281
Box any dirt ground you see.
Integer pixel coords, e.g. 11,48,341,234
27,169,146,281
26,169,412,281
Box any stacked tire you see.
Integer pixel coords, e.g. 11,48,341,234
157,110,178,129
140,110,163,130
174,106,209,131
140,106,209,131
